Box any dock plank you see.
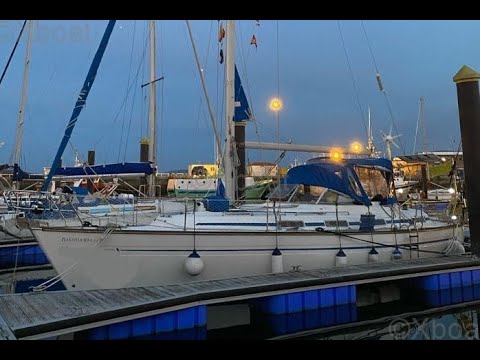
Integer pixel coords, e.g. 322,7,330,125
19,293,61,322
3,296,42,328
83,290,117,310
11,295,50,323
0,314,15,340
0,297,29,328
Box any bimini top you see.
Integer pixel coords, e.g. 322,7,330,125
307,157,393,173
285,158,394,206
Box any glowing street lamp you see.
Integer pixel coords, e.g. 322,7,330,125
269,97,283,112
350,141,363,154
330,148,343,162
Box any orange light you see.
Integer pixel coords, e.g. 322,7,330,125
269,97,283,112
330,148,343,161
350,141,363,154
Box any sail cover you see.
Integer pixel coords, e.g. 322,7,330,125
55,162,154,177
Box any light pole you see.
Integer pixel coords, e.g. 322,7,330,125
269,97,283,178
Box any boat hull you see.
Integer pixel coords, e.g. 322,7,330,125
31,225,463,291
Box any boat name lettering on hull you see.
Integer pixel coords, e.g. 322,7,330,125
61,237,99,243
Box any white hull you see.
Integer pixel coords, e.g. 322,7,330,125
31,224,462,291
0,198,190,241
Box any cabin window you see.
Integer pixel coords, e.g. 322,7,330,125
268,184,298,201
347,171,363,197
290,185,325,203
355,166,389,201
318,190,354,204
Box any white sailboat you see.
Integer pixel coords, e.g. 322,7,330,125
30,20,465,291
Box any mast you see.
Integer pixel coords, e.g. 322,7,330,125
366,106,375,156
147,20,157,198
413,97,425,154
12,20,33,190
420,96,427,153
42,20,116,192
224,20,236,202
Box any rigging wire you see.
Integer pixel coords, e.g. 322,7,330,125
361,20,406,155
337,20,368,138
236,20,264,165
194,20,215,147
92,29,148,150
186,20,223,167
141,22,148,140
118,20,137,162
156,20,166,172
0,20,27,88
215,21,221,164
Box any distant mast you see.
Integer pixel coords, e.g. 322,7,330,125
224,20,236,202
366,106,376,156
12,20,33,190
147,20,157,198
413,97,426,154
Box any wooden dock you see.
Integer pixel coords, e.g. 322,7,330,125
0,255,479,340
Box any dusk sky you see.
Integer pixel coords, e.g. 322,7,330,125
0,20,475,172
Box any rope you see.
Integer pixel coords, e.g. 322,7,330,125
31,225,117,292
337,20,368,138
316,225,458,255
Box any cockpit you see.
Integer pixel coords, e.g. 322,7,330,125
269,158,397,206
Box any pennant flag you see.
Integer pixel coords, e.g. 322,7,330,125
218,23,225,43
255,20,260,27
250,34,257,48
219,48,224,64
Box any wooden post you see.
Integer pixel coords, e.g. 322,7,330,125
453,65,480,257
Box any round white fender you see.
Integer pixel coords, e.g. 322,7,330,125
184,250,205,276
336,249,348,266
271,248,283,273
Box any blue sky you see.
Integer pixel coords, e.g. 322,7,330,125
0,20,475,172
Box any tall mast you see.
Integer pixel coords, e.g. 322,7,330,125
224,20,236,202
147,20,157,198
12,20,33,190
